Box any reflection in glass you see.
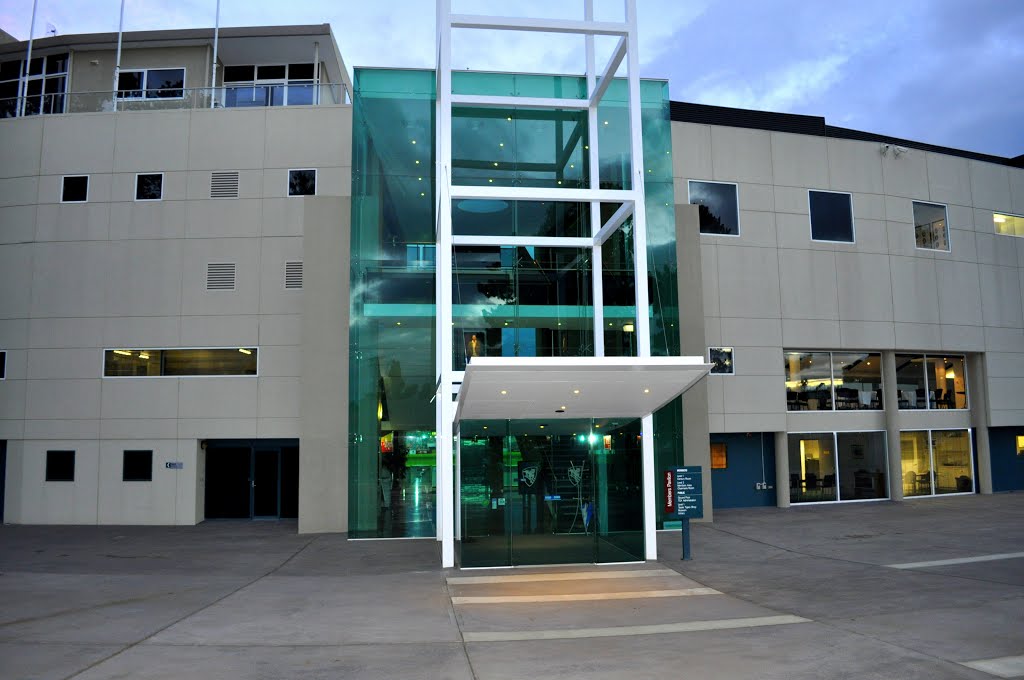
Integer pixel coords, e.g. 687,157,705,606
837,432,888,500
895,354,927,409
788,433,837,502
809,190,854,242
913,201,949,250
785,352,833,411
927,355,967,409
104,348,257,376
832,352,882,410
689,181,739,236
709,347,734,375
900,431,932,496
288,169,316,196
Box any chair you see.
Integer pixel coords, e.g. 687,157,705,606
821,474,836,500
916,388,928,408
804,473,819,499
836,387,858,410
787,391,801,411
933,388,945,408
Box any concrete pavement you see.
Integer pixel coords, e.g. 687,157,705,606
0,494,1021,679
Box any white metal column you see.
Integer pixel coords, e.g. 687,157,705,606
436,0,654,567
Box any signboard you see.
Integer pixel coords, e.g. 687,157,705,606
165,461,184,470
673,466,703,519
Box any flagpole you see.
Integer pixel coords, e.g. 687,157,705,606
210,0,220,108
112,0,125,112
19,0,39,117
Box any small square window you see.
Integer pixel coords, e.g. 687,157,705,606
117,70,144,99
61,175,88,203
913,201,949,251
136,173,163,201
1016,435,1024,456
689,181,739,236
809,190,854,242
711,442,727,469
288,169,316,196
123,450,153,481
45,450,75,482
709,347,734,375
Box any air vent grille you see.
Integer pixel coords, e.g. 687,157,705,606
285,261,303,290
206,262,236,290
210,171,240,198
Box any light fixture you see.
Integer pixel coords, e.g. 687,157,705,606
415,160,420,164
113,349,132,356
643,388,650,394
138,352,150,360
595,424,601,429
493,162,499,167
994,215,1007,223
539,425,545,429
622,323,634,333
500,389,508,395
483,426,488,430
395,321,401,326
499,142,504,147
506,116,512,121
238,348,252,355
410,139,416,144
377,401,383,420
572,389,580,395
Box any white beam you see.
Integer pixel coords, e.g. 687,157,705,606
453,235,594,248
585,0,604,358
451,94,589,110
589,36,627,108
450,14,629,36
450,185,638,203
594,201,634,246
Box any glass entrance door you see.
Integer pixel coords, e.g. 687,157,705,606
459,418,644,567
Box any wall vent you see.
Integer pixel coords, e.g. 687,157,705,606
206,262,236,290
210,171,240,198
285,261,303,290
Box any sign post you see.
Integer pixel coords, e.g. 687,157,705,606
668,466,703,560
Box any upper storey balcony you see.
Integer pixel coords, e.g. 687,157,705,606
0,24,352,118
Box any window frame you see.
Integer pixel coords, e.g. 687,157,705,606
708,346,735,375
134,172,165,202
912,200,951,252
287,168,317,197
45,449,75,482
808,189,856,244
785,350,883,412
60,175,89,203
116,66,187,101
993,211,1024,238
122,450,154,482
895,353,969,411
900,428,975,498
221,63,317,107
688,179,741,237
102,346,260,378
787,430,890,505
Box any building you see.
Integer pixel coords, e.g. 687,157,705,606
1,9,1023,568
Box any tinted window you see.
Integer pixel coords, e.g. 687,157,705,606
46,450,75,481
289,63,315,80
0,350,5,379
689,181,739,235
104,348,258,376
123,450,153,481
709,347,734,375
809,190,854,242
136,174,163,200
223,65,255,82
62,175,88,202
257,65,286,80
117,71,144,98
147,69,184,98
288,169,316,196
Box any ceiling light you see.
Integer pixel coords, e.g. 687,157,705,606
499,142,504,147
539,425,545,429
411,139,416,144
483,426,488,430
415,160,420,164
994,215,1006,223
507,116,512,121
573,389,580,395
500,389,508,395
113,349,132,356
396,322,402,326
238,348,252,354
623,323,634,333
595,424,601,428
643,388,650,394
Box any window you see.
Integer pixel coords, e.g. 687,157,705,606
117,68,185,99
104,348,258,377
0,350,5,379
689,181,739,236
809,190,854,242
913,202,949,250
788,431,889,503
785,351,882,411
895,354,967,409
0,53,68,117
61,175,89,203
288,169,316,196
135,173,163,201
994,212,1024,237
1017,435,1024,456
222,63,316,108
45,450,75,481
122,450,153,482
711,442,727,469
900,429,973,496
709,347,734,375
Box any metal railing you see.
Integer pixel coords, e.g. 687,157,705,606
0,83,346,118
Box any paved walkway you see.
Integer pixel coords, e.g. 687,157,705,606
1,494,1022,679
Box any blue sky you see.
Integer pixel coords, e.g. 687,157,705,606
1,0,1021,157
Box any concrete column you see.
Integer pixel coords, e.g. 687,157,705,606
968,354,993,494
881,350,903,502
774,430,790,508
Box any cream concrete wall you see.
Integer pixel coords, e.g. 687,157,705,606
0,103,353,525
674,121,1024,434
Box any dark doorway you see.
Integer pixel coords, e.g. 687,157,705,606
1,441,6,524
204,440,299,520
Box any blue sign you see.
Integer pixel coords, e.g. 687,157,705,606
165,461,184,470
674,466,704,519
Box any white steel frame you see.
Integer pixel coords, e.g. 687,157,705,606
434,0,655,568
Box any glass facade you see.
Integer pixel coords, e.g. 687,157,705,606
896,354,968,410
900,430,974,496
788,431,888,503
785,351,882,411
349,69,681,539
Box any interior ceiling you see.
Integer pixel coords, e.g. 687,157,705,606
455,356,712,423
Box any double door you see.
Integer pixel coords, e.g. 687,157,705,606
205,441,298,520
458,418,644,567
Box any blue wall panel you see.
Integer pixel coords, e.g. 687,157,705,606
710,433,777,508
990,427,1024,492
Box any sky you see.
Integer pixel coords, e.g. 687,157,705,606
1,0,1021,158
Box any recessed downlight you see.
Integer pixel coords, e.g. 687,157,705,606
500,389,508,395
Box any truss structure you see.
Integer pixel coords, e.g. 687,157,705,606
434,0,654,568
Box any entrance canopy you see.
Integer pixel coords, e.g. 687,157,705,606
454,356,713,424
